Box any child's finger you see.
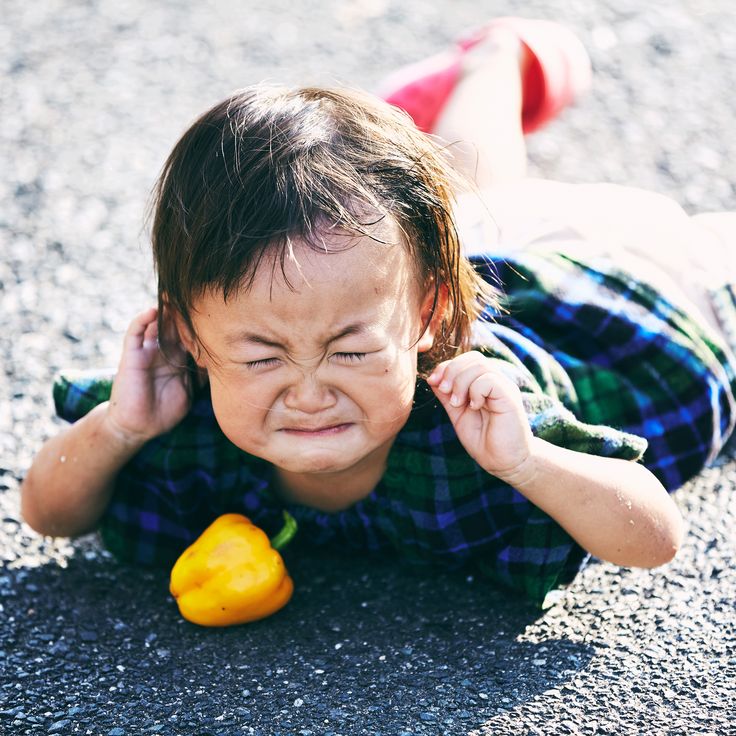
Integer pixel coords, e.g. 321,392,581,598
428,351,488,399
467,370,520,411
122,307,158,352
428,359,469,390
160,304,181,341
443,362,494,408
426,360,451,387
142,317,159,347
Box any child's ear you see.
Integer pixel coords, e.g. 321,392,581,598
168,307,205,368
416,282,449,353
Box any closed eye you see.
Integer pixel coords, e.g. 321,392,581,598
245,353,366,369
333,352,366,363
246,357,281,369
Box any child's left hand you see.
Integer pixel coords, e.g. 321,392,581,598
427,351,534,480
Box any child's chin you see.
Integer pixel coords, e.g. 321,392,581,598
280,451,357,475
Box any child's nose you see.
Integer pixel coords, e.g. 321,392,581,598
282,372,338,413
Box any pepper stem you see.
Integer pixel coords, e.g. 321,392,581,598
270,511,298,551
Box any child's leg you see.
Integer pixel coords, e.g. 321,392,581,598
689,213,736,346
690,212,736,264
431,30,530,190
492,181,735,341
390,23,736,349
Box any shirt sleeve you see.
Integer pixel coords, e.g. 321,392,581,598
472,335,649,462
461,341,647,604
372,367,644,608
52,371,238,567
99,414,219,568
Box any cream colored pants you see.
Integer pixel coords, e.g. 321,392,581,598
456,179,736,345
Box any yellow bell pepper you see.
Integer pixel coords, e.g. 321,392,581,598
169,511,297,627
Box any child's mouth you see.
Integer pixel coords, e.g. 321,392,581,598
280,423,352,437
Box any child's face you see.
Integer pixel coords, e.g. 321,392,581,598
179,222,440,491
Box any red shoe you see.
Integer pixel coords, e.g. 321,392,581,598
377,17,592,135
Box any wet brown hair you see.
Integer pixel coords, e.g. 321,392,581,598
150,83,499,375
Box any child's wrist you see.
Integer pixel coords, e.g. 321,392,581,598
98,403,154,453
488,437,545,492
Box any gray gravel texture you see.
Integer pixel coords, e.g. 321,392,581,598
2,0,736,734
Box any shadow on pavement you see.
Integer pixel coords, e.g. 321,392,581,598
3,539,595,733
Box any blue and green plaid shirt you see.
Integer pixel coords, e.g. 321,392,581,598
53,251,736,605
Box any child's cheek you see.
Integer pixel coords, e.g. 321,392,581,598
207,366,267,405
364,349,403,376
363,350,418,400
367,353,392,374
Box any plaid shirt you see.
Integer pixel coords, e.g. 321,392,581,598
53,251,736,605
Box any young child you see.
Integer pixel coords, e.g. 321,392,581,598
21,18,736,606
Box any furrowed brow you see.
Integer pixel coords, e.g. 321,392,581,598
224,322,370,348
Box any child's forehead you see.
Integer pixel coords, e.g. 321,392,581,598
191,230,424,333
251,224,417,295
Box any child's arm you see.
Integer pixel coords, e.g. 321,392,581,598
21,307,194,538
427,352,684,568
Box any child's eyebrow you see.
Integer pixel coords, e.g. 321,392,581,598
224,322,371,349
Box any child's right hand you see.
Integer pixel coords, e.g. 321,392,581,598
105,306,197,445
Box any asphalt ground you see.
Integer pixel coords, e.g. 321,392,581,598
1,1,736,734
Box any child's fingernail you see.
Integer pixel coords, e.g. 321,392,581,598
450,394,461,406
427,371,438,384
439,381,451,393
